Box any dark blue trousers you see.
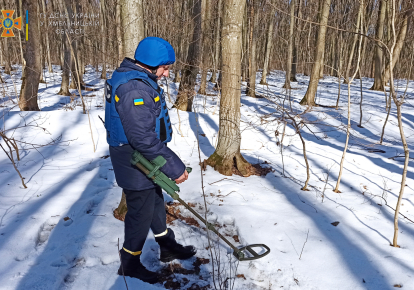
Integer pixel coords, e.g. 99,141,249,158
123,186,167,253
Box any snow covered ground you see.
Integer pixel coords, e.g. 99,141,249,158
0,65,413,290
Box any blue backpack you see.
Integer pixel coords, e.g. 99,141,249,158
104,70,172,147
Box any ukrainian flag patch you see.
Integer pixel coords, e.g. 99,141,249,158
154,96,160,102
134,98,144,105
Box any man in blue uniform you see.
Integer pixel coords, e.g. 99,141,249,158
105,37,196,284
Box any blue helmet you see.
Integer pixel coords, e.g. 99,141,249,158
134,37,175,68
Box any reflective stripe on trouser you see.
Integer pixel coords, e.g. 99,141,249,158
122,247,141,256
153,229,168,237
123,186,167,254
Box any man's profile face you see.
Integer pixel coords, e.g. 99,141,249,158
156,65,170,80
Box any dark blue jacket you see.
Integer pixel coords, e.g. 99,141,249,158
109,58,185,191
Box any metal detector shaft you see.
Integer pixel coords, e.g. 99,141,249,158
130,151,270,261
132,161,241,255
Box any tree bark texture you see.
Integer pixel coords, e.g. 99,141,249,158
174,0,202,111
115,0,145,218
211,0,223,84
382,16,408,85
343,6,361,84
100,0,107,79
41,0,52,73
121,0,145,59
206,0,256,177
246,1,260,98
260,2,276,85
58,37,71,96
299,0,331,106
283,0,296,89
116,1,124,63
19,0,41,111
370,0,386,91
198,0,211,95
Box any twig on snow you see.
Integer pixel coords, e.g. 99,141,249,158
299,229,309,260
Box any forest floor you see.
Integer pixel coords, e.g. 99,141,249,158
0,65,414,290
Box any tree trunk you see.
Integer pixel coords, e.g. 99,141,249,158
3,38,12,75
66,3,81,90
58,37,71,96
113,191,128,221
343,7,361,84
41,0,52,73
205,0,256,177
382,16,408,85
246,0,260,98
198,0,211,95
291,0,301,82
283,0,296,89
210,0,222,84
0,40,3,68
121,0,145,59
19,0,41,111
114,0,146,220
334,0,364,192
78,35,84,81
37,3,46,84
260,2,276,85
370,0,386,90
299,0,331,106
18,0,25,73
174,0,202,112
100,0,107,79
116,1,124,63
241,2,249,82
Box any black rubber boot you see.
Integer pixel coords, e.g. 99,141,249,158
155,228,196,263
117,249,158,284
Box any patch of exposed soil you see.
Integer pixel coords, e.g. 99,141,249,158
201,159,273,177
158,258,211,289
193,257,210,275
166,202,200,227
233,163,273,177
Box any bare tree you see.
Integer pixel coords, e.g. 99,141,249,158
100,0,107,79
283,0,296,89
382,14,408,86
198,0,212,95
388,0,411,248
174,0,202,111
114,0,146,220
334,0,364,193
246,0,260,98
205,0,257,176
370,0,386,91
19,0,41,111
299,0,331,106
121,0,145,59
260,1,276,85
210,0,223,84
